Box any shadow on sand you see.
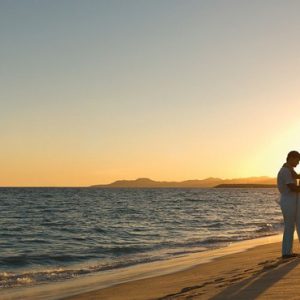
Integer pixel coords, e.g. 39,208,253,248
210,257,300,299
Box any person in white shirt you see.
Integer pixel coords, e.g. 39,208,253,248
277,150,300,258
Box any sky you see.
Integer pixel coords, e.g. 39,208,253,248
1,0,300,186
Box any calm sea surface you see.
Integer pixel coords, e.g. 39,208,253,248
0,188,281,288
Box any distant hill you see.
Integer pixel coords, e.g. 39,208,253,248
89,176,277,188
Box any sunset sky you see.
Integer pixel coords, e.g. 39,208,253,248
2,1,300,186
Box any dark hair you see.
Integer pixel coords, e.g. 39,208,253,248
287,151,300,161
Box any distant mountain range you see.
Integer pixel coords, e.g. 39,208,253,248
89,177,277,188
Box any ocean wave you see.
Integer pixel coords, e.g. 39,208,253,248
200,236,238,245
255,223,283,233
0,255,168,288
0,254,92,267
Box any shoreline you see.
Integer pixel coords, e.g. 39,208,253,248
63,234,300,300
0,234,286,300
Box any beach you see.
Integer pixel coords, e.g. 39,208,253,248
0,188,287,299
63,235,300,300
3,234,300,299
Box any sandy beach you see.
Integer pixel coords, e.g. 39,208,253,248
62,235,300,300
3,234,300,300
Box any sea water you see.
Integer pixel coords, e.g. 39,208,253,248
0,187,281,289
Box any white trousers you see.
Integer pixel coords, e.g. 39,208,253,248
280,197,300,255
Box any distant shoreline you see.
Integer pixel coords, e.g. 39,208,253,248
88,185,277,189
214,184,277,188
0,184,277,189
90,177,276,189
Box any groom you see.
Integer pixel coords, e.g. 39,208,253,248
277,150,300,258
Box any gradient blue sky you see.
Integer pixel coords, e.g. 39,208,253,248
1,1,300,186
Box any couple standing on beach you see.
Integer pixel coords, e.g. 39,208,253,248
277,150,300,258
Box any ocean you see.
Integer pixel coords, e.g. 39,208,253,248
0,187,282,290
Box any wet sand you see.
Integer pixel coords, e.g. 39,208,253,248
3,234,300,300
62,235,300,300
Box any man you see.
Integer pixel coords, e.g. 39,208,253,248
277,150,300,258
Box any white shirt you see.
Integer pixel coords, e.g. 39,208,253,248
277,166,298,201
